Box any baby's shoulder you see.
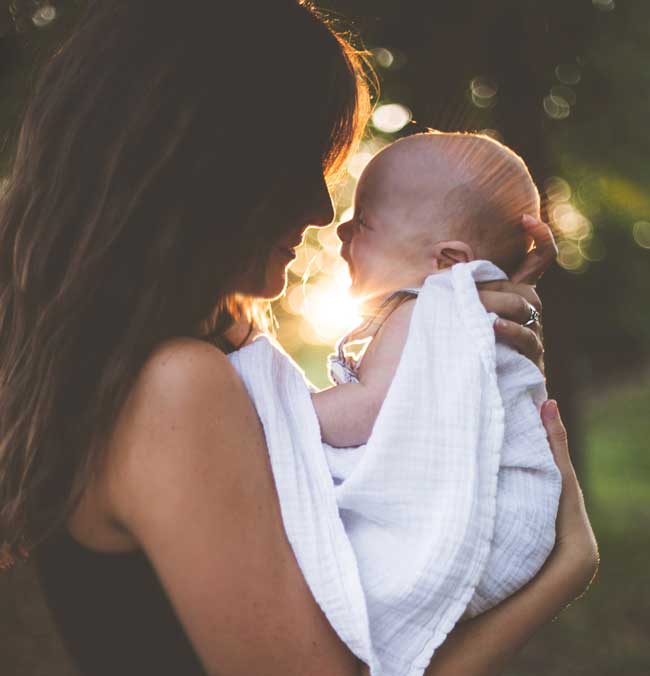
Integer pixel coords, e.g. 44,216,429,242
376,296,417,337
359,298,416,372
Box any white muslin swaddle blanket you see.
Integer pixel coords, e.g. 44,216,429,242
227,260,562,676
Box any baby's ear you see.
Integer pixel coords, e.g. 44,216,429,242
431,240,475,270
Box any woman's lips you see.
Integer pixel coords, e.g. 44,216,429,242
277,234,304,260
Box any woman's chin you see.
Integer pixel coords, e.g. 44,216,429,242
261,276,288,301
260,265,290,300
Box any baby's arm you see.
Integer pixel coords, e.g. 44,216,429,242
311,299,416,447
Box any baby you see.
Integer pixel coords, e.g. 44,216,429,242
312,131,539,447
310,130,561,622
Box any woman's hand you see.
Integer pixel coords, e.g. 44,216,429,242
477,215,558,373
541,399,599,587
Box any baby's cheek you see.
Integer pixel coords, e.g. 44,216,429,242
352,247,370,275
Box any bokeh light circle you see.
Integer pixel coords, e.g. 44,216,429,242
317,222,343,250
633,221,650,249
288,243,321,277
558,240,588,272
470,76,498,99
371,103,412,133
347,152,373,180
371,47,395,69
593,0,616,11
32,4,56,27
551,85,577,107
470,77,498,109
545,176,572,203
555,64,582,85
544,94,571,120
552,203,592,240
579,236,607,262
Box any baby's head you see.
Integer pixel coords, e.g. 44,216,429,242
338,131,541,299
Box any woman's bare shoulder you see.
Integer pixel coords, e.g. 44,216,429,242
95,337,363,675
135,336,239,400
101,337,255,526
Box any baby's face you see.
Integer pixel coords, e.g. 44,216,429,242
337,151,432,300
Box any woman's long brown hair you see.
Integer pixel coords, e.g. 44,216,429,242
0,0,374,566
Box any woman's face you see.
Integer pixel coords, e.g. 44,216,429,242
235,165,335,300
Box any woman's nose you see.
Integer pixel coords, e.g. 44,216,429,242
307,174,335,227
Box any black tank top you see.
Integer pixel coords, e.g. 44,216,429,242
34,527,207,676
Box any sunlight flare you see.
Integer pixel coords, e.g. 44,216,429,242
300,266,362,343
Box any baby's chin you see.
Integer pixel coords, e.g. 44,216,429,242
347,266,411,302
349,281,395,309
347,276,376,299
346,281,364,299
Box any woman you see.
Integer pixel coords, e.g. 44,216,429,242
0,1,597,675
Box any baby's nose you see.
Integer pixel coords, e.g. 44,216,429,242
337,220,352,242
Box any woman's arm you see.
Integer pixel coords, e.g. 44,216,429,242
102,338,365,676
360,400,598,676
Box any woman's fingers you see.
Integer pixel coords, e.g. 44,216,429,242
478,285,545,370
494,319,544,371
540,401,599,582
510,215,558,285
541,400,571,475
478,287,542,321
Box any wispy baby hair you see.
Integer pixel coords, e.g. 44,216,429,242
395,130,540,274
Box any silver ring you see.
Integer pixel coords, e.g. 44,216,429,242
523,305,540,327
